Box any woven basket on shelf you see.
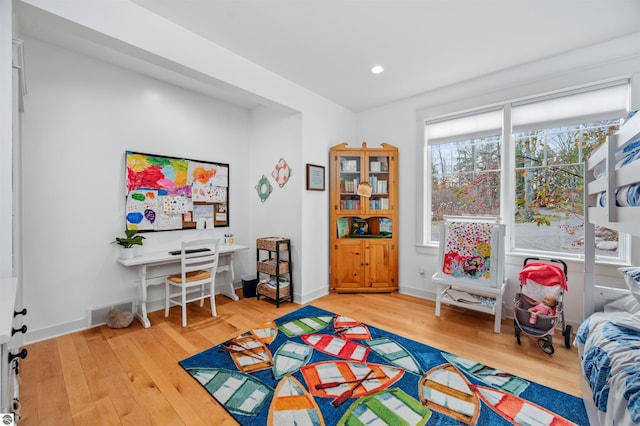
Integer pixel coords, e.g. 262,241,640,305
257,259,290,275
256,237,289,251
257,282,290,300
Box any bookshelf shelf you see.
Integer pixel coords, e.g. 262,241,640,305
329,142,398,293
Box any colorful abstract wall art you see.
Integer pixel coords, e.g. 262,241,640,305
124,151,229,231
441,221,494,281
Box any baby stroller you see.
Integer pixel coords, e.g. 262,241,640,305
514,257,572,355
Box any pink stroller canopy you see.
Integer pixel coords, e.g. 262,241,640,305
519,262,567,291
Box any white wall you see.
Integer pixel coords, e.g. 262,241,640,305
249,107,303,299
299,108,357,303
246,107,355,303
356,33,640,327
12,1,640,341
20,37,257,340
12,1,356,342
0,0,13,279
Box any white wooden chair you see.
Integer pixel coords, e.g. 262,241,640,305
165,238,220,327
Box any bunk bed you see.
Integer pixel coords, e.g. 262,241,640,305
578,110,640,426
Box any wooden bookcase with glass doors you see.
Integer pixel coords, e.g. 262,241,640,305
329,142,398,293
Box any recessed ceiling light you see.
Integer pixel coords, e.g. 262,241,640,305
371,65,384,74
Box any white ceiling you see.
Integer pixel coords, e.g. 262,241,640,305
129,0,640,112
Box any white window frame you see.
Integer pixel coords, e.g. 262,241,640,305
425,108,504,244
420,80,631,264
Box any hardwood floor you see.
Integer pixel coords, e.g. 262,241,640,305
18,292,584,425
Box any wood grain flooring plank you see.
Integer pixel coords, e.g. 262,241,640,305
56,334,95,418
70,331,122,425
82,328,154,425
32,339,73,426
107,331,183,425
18,291,583,425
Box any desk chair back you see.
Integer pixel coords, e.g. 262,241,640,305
165,238,220,327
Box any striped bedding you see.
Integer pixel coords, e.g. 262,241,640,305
575,295,640,426
594,139,640,207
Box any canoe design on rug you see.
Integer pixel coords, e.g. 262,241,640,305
272,341,314,379
300,360,405,400
419,363,480,425
268,374,326,426
278,315,334,337
185,367,273,416
442,352,529,396
301,334,370,361
224,334,274,373
363,337,424,376
337,388,431,426
331,315,371,340
249,320,278,345
472,385,577,426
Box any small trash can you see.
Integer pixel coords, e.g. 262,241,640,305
241,274,258,298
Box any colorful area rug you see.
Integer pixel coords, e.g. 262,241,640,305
179,305,588,425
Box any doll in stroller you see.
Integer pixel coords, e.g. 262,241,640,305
514,257,572,355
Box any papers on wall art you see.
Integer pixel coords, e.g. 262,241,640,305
193,204,214,222
153,209,184,231
215,204,228,223
189,161,228,202
194,205,216,229
125,151,230,230
163,195,189,215
125,190,158,231
194,186,227,203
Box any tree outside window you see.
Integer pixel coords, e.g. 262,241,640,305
425,82,628,260
513,120,620,256
430,135,501,242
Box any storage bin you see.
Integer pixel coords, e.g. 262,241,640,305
241,274,258,298
256,237,289,251
257,282,291,302
257,259,290,275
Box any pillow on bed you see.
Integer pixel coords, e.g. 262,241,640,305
604,293,640,314
618,266,640,302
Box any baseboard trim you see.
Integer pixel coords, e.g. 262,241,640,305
23,319,86,345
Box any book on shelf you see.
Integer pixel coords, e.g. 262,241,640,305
342,159,358,172
445,289,496,307
337,217,349,238
379,218,392,234
445,289,480,304
261,276,289,289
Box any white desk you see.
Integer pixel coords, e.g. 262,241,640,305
116,244,248,328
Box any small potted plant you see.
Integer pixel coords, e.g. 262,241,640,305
112,229,145,259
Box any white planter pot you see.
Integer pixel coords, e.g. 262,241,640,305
120,247,135,259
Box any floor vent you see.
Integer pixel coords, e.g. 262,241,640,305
86,300,135,328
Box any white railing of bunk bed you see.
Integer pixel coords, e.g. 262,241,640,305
584,110,640,315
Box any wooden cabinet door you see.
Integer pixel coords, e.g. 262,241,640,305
364,150,395,216
331,240,364,291
331,148,396,217
365,240,396,290
332,151,365,215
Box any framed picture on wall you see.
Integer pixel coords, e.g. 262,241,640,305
306,163,325,191
124,151,230,231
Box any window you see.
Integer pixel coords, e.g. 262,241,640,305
424,81,629,261
426,109,503,242
513,121,620,257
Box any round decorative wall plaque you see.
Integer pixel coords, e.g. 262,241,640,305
255,175,272,202
272,157,291,188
